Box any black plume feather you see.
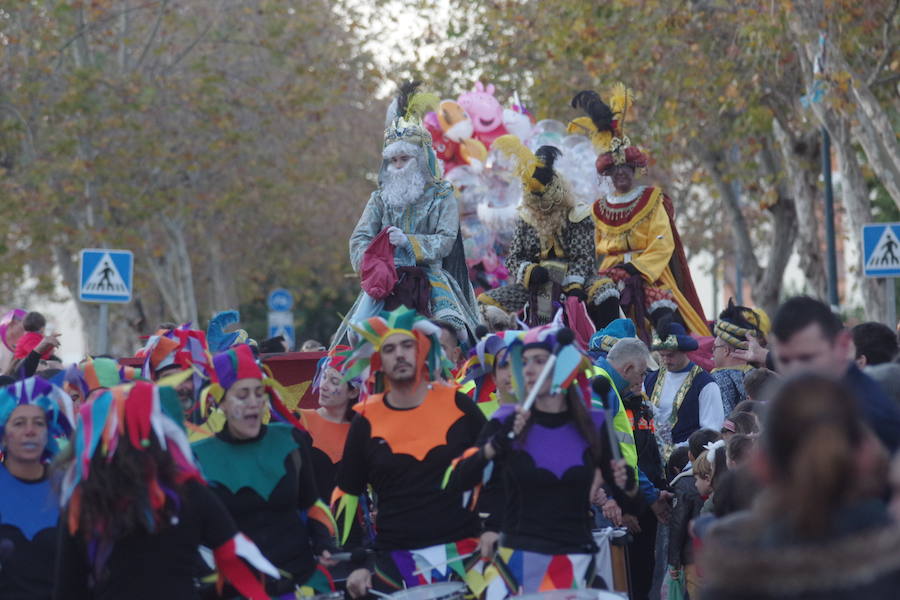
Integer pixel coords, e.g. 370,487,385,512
717,298,757,330
396,80,422,120
656,312,674,340
533,145,562,186
571,90,615,134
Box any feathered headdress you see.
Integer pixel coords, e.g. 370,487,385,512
492,135,566,195
207,310,251,353
0,377,74,459
342,306,447,390
382,80,444,184
567,83,647,173
383,80,440,148
715,298,771,350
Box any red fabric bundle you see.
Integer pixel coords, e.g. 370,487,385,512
361,228,397,300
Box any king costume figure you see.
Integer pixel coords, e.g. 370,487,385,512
568,84,708,341
338,82,480,344
477,135,602,326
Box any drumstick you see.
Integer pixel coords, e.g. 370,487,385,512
369,590,393,599
591,377,622,461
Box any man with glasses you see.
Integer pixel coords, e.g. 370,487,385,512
711,299,771,414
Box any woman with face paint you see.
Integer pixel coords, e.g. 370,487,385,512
0,378,73,600
301,346,360,504
192,344,338,598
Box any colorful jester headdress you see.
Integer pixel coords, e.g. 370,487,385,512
313,345,359,392
60,380,203,534
567,83,648,173
0,377,74,459
203,343,305,432
137,323,213,381
715,298,771,350
460,332,512,404
343,306,447,388
63,357,139,404
502,325,593,401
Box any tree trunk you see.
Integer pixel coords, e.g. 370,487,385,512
771,120,828,298
755,135,798,316
832,119,886,321
207,235,237,314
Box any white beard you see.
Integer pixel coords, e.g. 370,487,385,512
382,159,427,209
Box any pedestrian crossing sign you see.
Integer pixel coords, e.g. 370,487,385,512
79,249,134,303
863,223,900,278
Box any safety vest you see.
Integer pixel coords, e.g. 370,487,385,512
589,365,638,472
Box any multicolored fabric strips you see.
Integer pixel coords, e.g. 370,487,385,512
378,538,480,591
61,381,203,533
330,489,360,547
476,547,595,600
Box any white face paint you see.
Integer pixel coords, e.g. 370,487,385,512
382,156,426,209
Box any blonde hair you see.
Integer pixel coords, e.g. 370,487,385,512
694,449,713,479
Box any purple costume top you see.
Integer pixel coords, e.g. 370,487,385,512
488,404,606,555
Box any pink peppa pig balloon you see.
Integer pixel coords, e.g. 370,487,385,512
458,82,509,148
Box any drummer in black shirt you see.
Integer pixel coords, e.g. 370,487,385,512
333,308,487,598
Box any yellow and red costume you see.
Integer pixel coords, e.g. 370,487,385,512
569,85,707,336
589,185,708,335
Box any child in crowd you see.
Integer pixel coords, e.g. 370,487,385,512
720,411,759,441
743,367,778,402
668,429,721,599
726,433,755,469
13,311,53,360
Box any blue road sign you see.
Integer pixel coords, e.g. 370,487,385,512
267,288,294,312
79,249,133,303
267,310,295,350
863,223,900,278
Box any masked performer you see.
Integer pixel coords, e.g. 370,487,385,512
478,136,602,326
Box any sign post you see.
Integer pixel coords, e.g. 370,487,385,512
862,223,900,327
267,288,295,350
79,249,134,355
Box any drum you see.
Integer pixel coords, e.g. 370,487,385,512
390,582,467,600
517,591,627,600
309,593,345,600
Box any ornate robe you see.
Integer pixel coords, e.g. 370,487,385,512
342,182,480,338
479,204,597,313
591,185,707,335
